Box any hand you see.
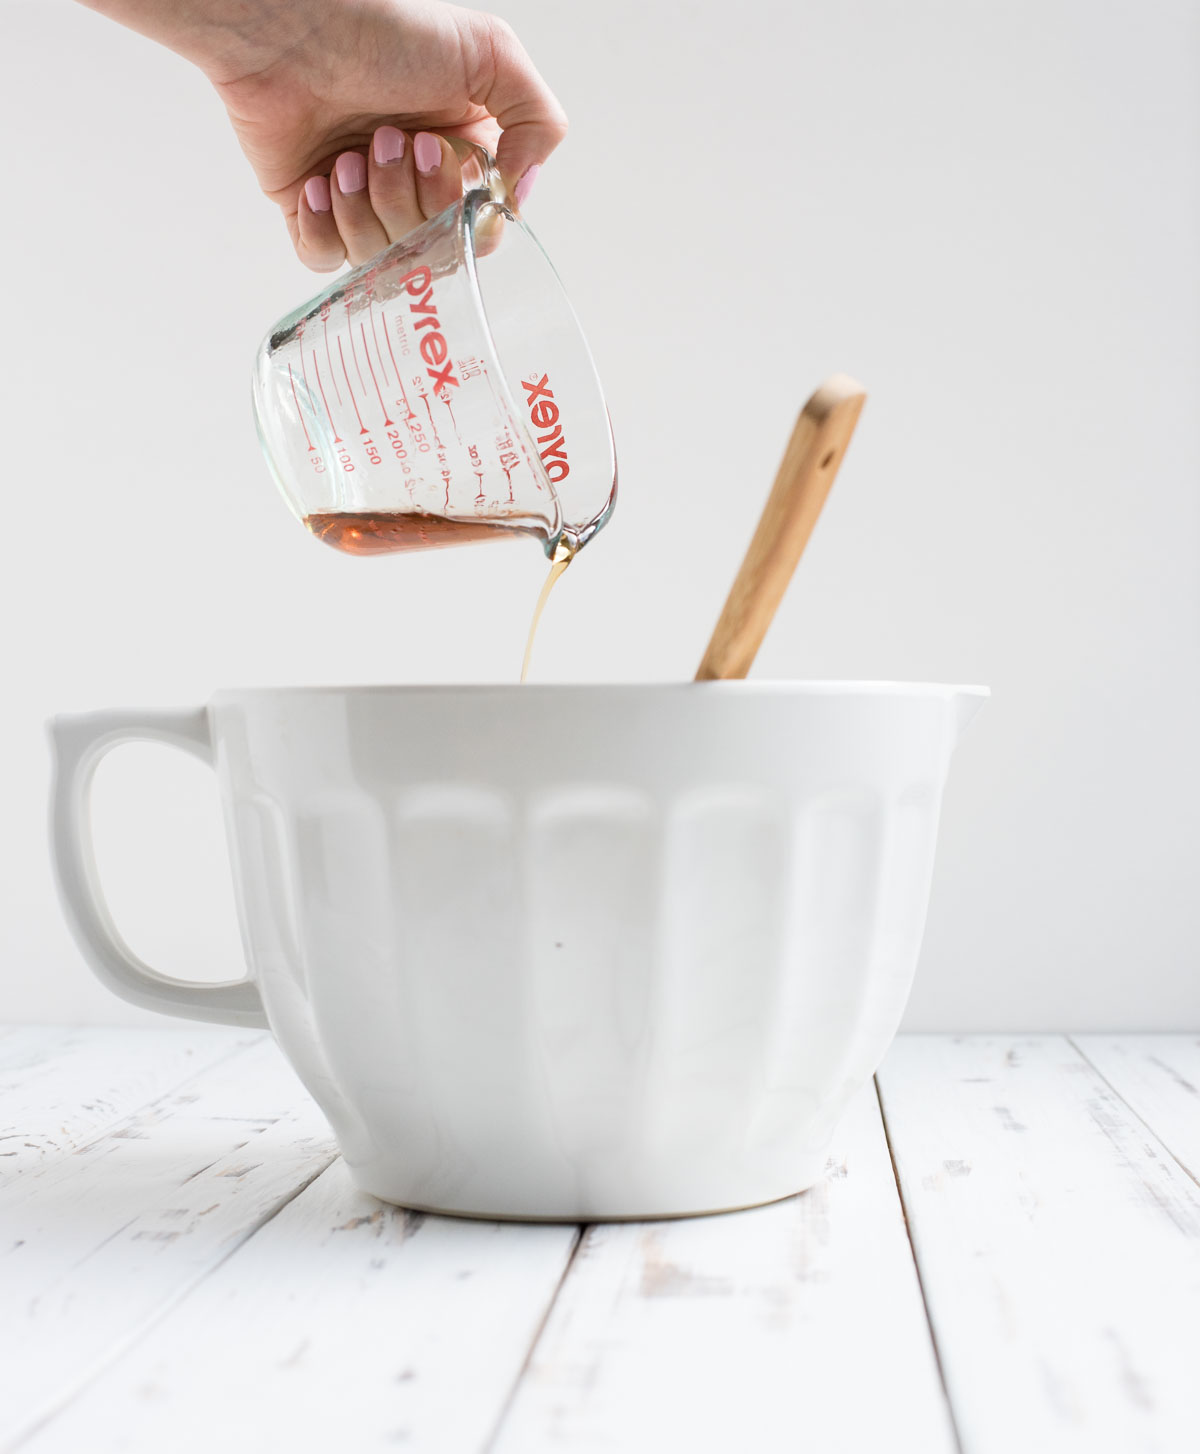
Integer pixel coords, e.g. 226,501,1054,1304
214,1,565,271
81,0,566,271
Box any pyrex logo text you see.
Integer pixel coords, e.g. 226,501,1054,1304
397,266,458,392
522,374,570,485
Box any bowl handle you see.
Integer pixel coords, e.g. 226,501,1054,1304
47,708,268,1028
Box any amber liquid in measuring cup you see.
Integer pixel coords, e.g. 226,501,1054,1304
305,512,522,555
303,511,573,679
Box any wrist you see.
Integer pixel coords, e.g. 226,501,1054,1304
77,0,329,83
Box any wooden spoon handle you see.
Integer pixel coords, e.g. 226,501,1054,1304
695,374,866,682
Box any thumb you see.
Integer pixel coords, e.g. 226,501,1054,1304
467,12,568,203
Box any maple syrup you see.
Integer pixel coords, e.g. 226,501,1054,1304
521,541,574,682
304,511,531,556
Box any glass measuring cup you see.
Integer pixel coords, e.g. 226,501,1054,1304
252,145,617,559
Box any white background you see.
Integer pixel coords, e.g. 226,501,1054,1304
1,0,1196,1028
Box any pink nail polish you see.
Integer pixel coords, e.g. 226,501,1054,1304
414,132,442,176
304,175,332,213
335,151,367,194
514,164,541,208
374,126,405,166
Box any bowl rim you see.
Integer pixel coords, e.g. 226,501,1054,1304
210,680,991,701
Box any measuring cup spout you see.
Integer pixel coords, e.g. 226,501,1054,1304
952,687,990,744
554,441,618,554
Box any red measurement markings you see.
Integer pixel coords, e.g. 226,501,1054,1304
321,309,342,405
420,389,444,450
367,290,391,385
338,336,369,435
300,346,317,432
467,443,486,503
440,390,461,442
288,364,315,450
312,351,342,444
491,378,516,503
345,291,370,397
360,323,394,427
381,308,415,419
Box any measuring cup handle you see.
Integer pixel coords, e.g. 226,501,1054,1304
447,137,510,207
48,708,269,1029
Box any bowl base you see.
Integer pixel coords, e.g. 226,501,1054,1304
349,1150,833,1223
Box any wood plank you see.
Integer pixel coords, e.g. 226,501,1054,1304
1,1038,337,1449
0,1025,262,1175
1072,1035,1200,1183
876,1035,1200,1454
489,1080,957,1454
15,1161,580,1454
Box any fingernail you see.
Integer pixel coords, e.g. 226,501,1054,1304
335,151,367,194
304,175,331,213
514,164,541,208
374,126,405,166
414,132,442,175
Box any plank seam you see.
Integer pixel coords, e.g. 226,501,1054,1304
4,1150,340,1454
1066,1035,1200,1194
480,1223,586,1453
873,1072,966,1454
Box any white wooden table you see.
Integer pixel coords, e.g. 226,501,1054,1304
2,1028,1198,1453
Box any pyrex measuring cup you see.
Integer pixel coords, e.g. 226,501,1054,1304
252,146,617,558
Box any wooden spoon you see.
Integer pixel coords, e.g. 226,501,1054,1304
695,374,867,681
